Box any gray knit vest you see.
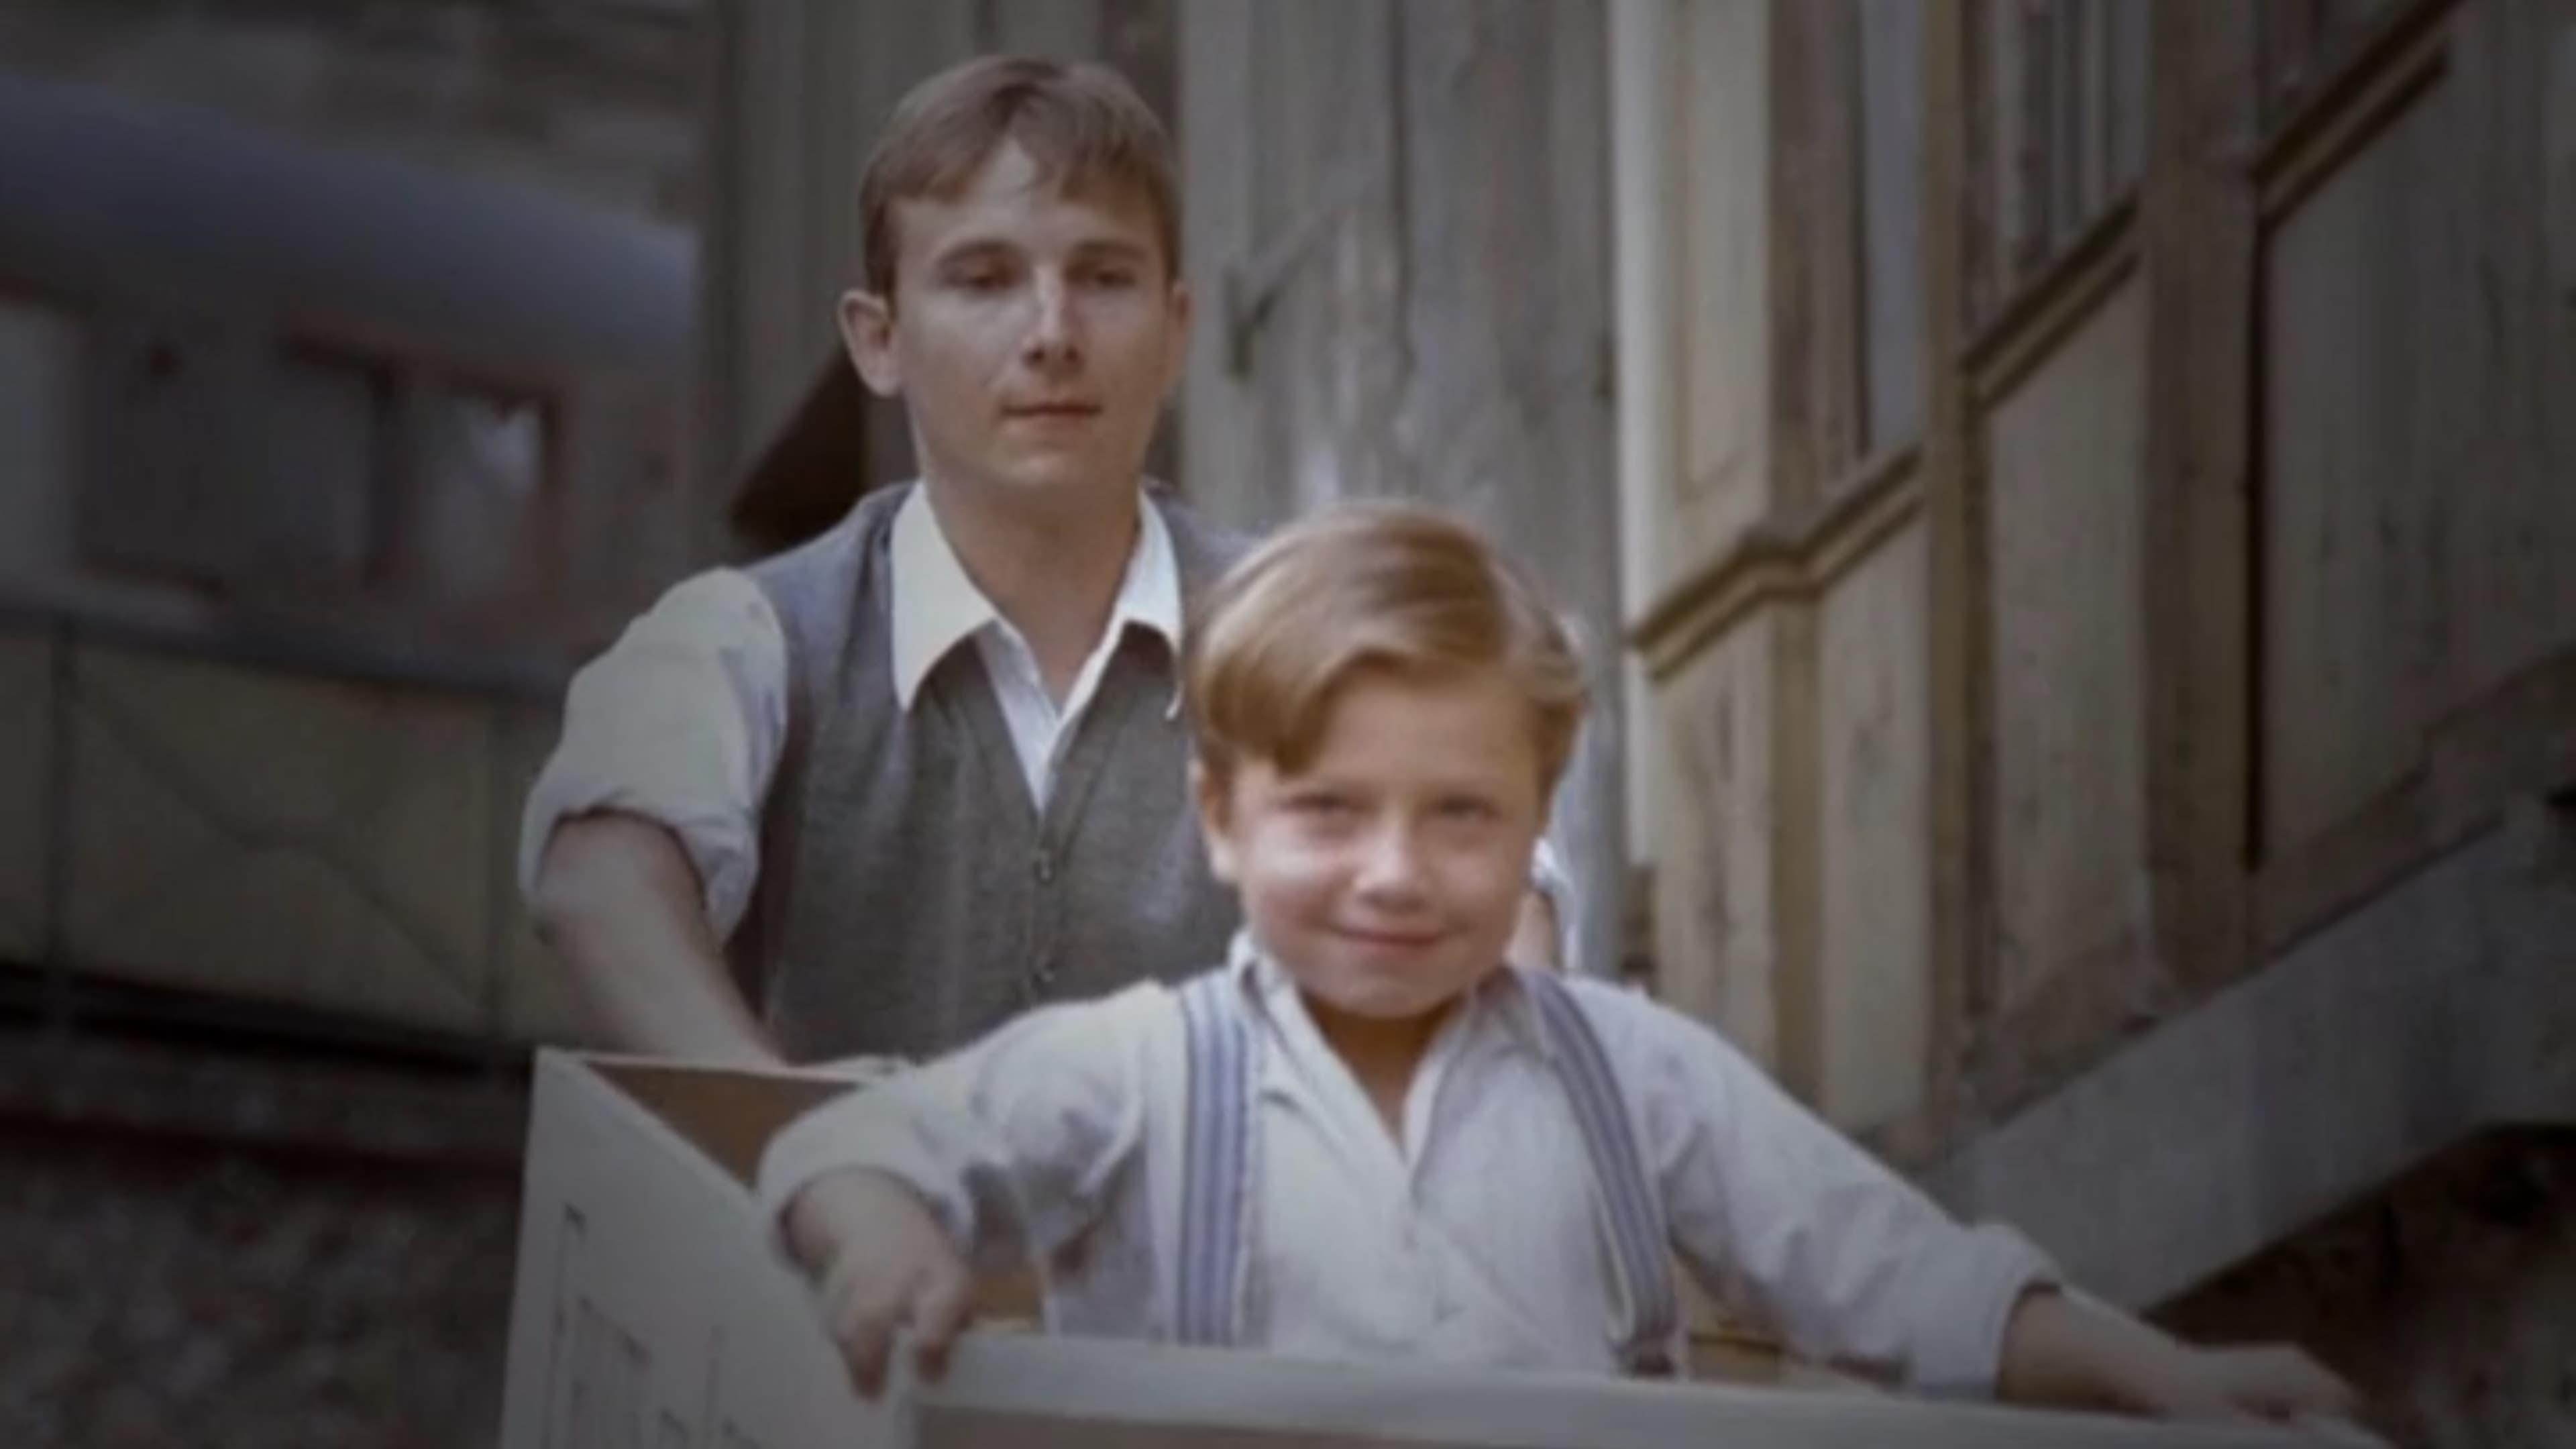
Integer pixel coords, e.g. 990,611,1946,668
729,484,1249,1063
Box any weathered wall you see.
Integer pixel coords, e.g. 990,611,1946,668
1815,518,1932,1130
1982,276,2147,1012
1180,0,1627,974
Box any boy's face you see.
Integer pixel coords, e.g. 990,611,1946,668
1196,665,1548,1025
840,140,1189,514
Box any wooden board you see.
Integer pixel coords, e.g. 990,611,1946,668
1652,614,1781,1068
2445,0,2576,710
1857,0,1929,453
1179,1,1624,973
1817,518,1933,1131
907,1330,2323,1449
1670,0,1778,581
495,700,592,1046
2259,70,2465,859
1983,276,2147,1008
2551,9,2576,654
0,297,76,586
0,625,48,964
59,644,503,1034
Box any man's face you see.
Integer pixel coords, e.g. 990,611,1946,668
841,141,1188,511
1196,665,1548,1029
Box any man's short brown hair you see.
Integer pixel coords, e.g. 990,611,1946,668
858,55,1181,301
1185,503,1589,792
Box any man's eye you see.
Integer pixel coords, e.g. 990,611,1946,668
1081,266,1138,290
949,268,1010,292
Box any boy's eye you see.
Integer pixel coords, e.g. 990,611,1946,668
1287,792,1356,818
1435,798,1497,823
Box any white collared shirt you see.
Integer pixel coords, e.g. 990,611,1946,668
886,482,1185,807
755,934,2059,1393
516,484,1181,941
517,486,1579,953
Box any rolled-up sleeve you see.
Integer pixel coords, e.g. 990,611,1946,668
754,983,1162,1275
1616,996,2059,1397
516,569,788,941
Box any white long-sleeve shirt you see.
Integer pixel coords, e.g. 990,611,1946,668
756,935,2059,1395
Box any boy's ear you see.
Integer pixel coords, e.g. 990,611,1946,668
839,289,902,398
1190,759,1239,885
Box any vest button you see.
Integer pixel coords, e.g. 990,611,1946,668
1033,850,1055,883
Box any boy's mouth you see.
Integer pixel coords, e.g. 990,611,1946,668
1332,924,1446,951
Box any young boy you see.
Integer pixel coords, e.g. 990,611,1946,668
755,504,2365,1432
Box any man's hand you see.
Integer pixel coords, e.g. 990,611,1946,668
783,1169,979,1399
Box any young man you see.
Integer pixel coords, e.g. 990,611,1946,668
757,504,2368,1436
521,57,1568,1067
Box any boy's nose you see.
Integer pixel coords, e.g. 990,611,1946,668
1352,823,1430,899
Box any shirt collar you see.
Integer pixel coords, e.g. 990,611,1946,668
1220,929,1548,1057
886,482,1185,711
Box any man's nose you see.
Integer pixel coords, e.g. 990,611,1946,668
1021,272,1081,366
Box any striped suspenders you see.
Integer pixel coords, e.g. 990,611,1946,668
1171,969,1682,1377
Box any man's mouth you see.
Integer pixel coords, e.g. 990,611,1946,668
1004,400,1102,421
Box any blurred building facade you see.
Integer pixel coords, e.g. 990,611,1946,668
1,2,2569,1446
0,3,701,1445
1600,3,2575,1444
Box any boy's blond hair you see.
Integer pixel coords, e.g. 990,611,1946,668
858,55,1180,302
1185,503,1587,791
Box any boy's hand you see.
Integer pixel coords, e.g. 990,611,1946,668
2000,1288,2382,1441
782,1168,977,1399
2125,1342,2373,1436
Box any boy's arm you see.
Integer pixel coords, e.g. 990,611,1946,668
1629,999,2373,1430
1996,1287,2369,1432
1621,996,2056,1397
755,982,1160,1274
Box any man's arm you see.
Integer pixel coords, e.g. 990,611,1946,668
531,812,780,1067
518,570,791,1062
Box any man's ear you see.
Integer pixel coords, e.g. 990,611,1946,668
1191,757,1238,885
839,289,902,398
